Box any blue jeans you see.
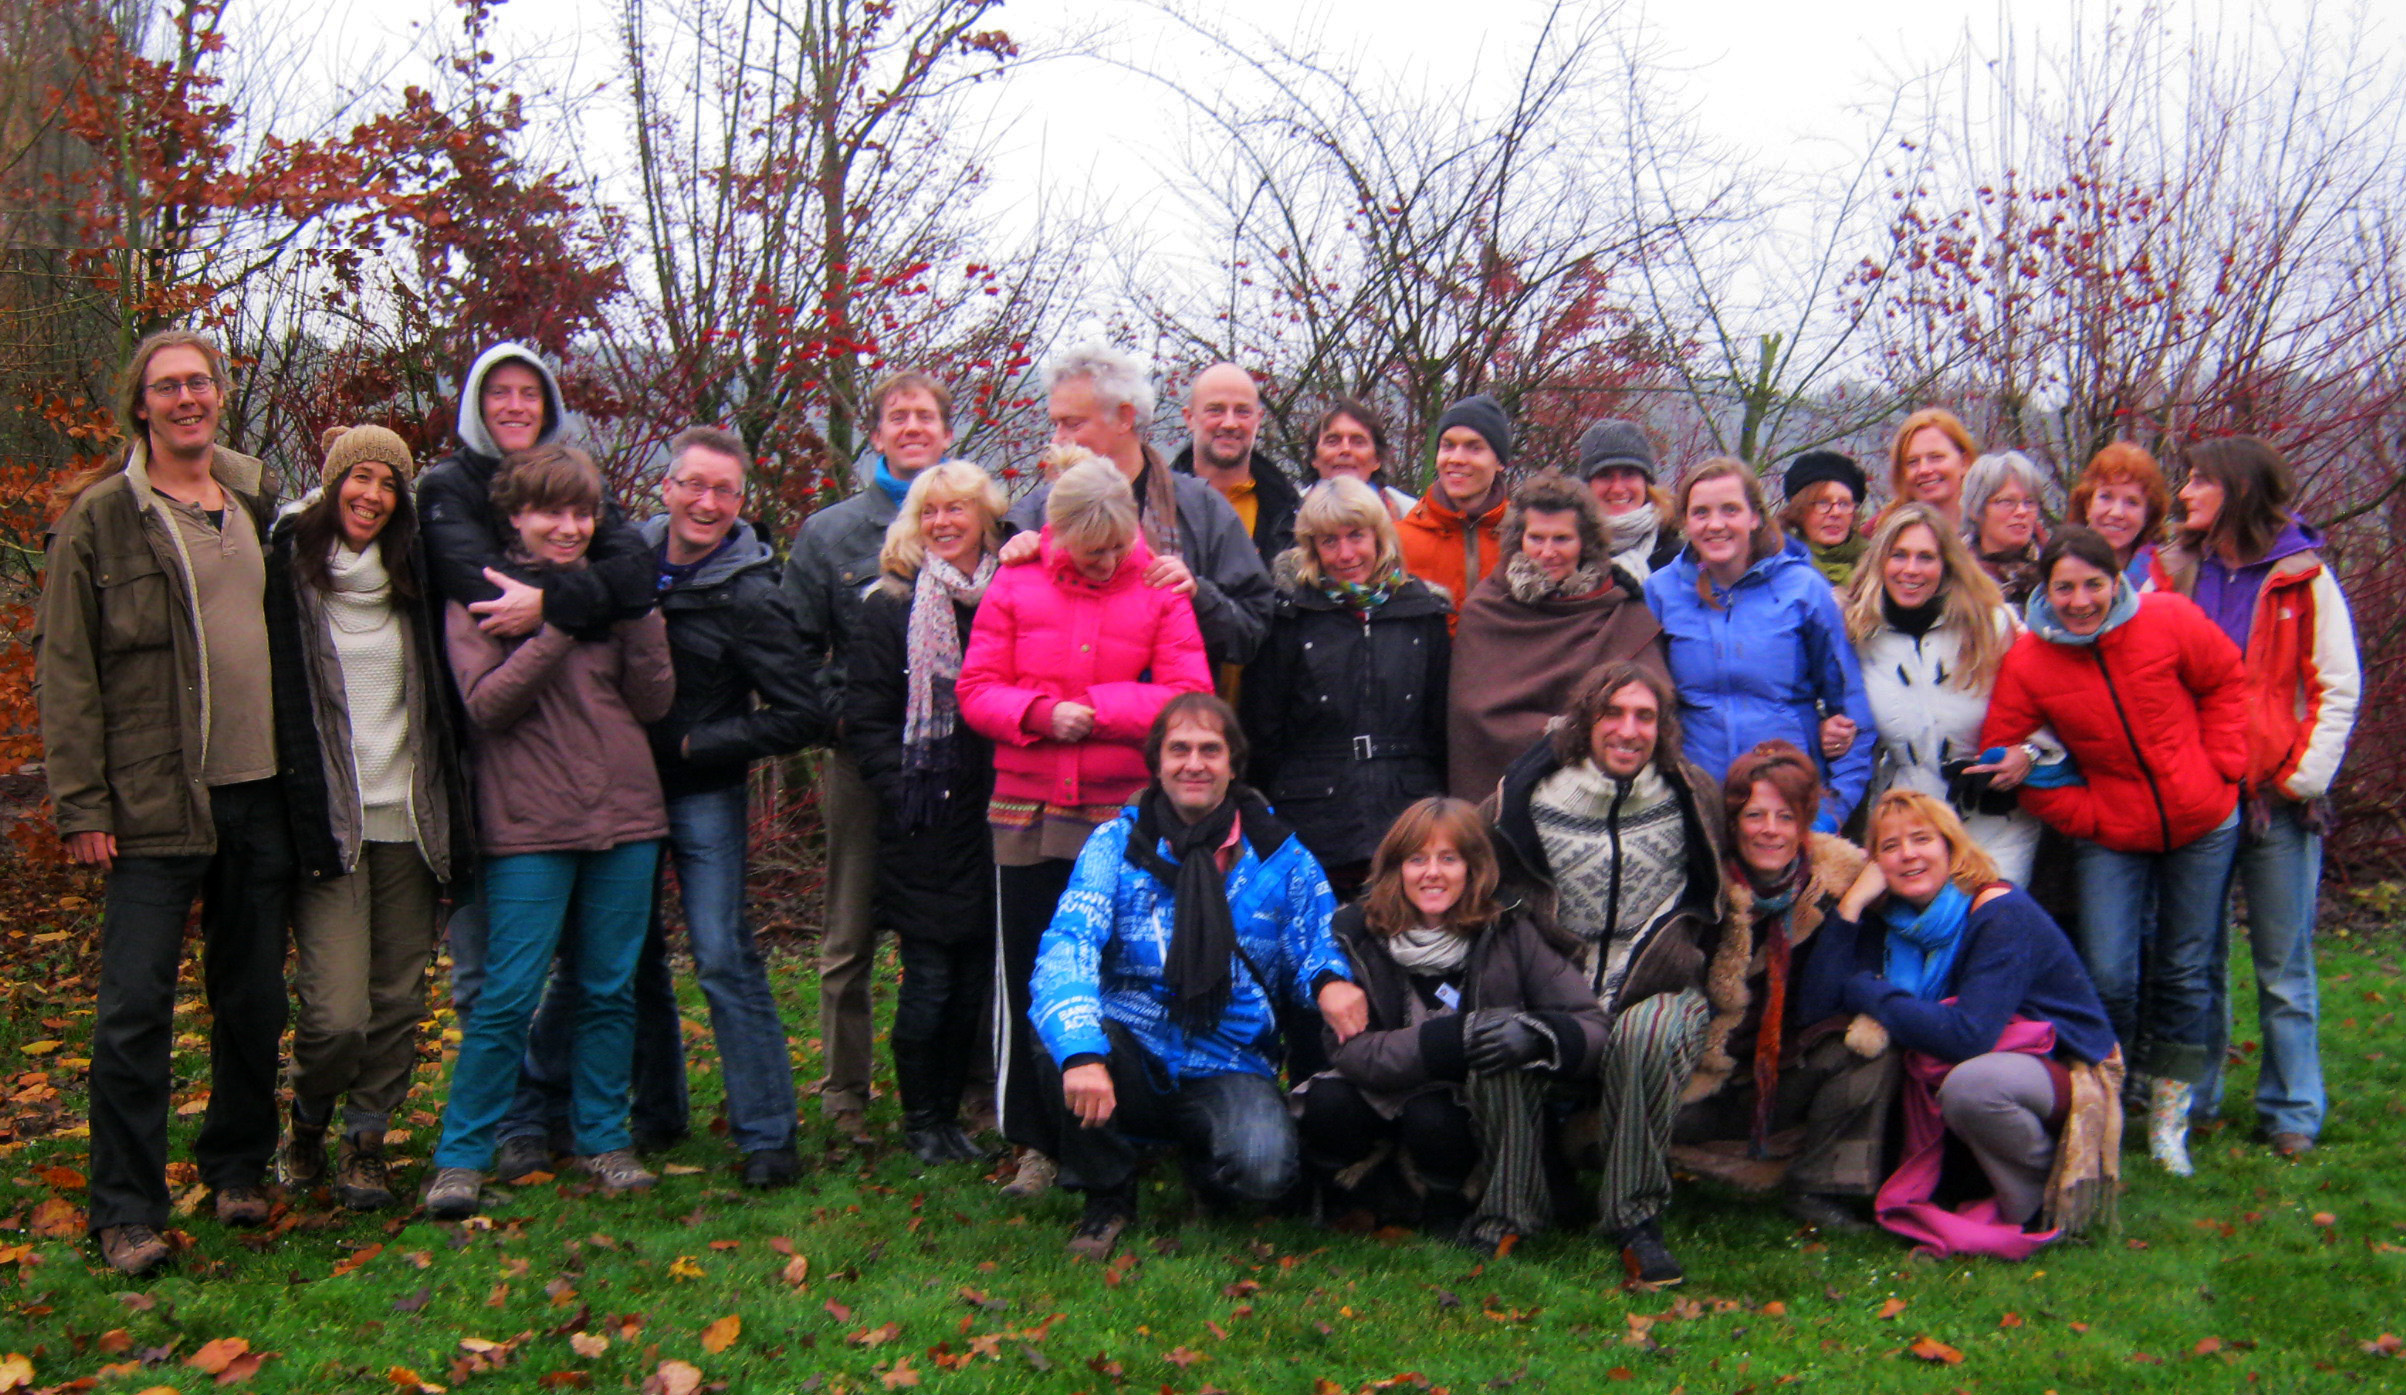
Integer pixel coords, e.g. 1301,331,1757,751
433,841,660,1168
505,786,798,1154
2072,809,2239,1084
2195,801,2325,1137
1044,1020,1299,1205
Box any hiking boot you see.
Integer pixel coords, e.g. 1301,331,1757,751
97,1223,171,1277
1616,1217,1684,1287
2268,1130,2317,1159
999,1149,1056,1200
576,1149,658,1193
741,1147,801,1190
1066,1193,1134,1262
1783,1191,1872,1234
278,1121,330,1193
2148,1078,2195,1177
826,1106,875,1147
335,1132,397,1211
423,1167,484,1220
493,1133,553,1183
214,1185,271,1228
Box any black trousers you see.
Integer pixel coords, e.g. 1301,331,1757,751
1298,1075,1481,1190
88,779,293,1232
995,859,1074,1154
893,933,991,1124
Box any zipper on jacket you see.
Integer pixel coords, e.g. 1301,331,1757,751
2090,646,2174,849
1592,777,1631,993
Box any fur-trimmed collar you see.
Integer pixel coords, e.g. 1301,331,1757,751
1682,834,1868,1105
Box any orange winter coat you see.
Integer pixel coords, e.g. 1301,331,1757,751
1397,487,1507,621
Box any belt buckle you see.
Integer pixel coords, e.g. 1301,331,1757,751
1352,735,1374,761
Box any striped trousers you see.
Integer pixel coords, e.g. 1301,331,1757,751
1590,988,1710,1234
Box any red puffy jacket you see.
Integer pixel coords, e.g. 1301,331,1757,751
1980,591,2247,853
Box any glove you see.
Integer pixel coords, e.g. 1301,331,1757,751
1461,1009,1548,1075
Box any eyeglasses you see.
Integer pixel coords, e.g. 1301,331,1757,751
1989,497,2042,515
144,375,218,400
668,477,741,501
1805,499,1856,516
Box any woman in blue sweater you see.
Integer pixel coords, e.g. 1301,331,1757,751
1645,460,1876,831
1803,789,2121,1253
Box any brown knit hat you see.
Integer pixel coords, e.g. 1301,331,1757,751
318,424,416,491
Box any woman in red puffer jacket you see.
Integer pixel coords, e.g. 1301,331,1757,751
1979,526,2246,1179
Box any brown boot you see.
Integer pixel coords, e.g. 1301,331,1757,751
335,1131,396,1211
277,1117,330,1192
214,1184,271,1227
97,1223,171,1277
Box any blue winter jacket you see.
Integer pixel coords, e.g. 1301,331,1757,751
1643,539,1877,831
1030,803,1352,1081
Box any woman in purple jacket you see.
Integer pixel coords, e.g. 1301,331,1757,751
423,446,675,1218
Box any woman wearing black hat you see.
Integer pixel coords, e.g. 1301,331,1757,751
1574,420,1682,584
1779,452,1869,588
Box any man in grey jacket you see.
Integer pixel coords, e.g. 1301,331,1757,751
1003,344,1274,670
781,370,959,1144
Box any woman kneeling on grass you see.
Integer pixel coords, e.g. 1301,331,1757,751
1298,798,1606,1254
424,445,675,1218
1817,790,2123,1258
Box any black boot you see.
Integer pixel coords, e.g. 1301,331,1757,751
903,1113,964,1165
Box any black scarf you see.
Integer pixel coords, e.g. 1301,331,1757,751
1124,783,1293,1033
1882,590,1944,639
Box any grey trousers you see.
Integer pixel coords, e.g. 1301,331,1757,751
289,841,441,1136
1937,1051,2058,1226
814,751,882,1114
1592,989,1710,1234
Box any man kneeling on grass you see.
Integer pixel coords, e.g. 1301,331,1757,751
1028,694,1367,1260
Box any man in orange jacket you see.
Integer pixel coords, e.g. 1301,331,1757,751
1397,393,1512,615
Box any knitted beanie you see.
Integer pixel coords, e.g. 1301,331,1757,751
319,424,416,492
1436,393,1513,465
1575,419,1657,482
1782,449,1865,505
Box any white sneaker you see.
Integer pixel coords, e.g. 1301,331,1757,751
2148,1078,2195,1177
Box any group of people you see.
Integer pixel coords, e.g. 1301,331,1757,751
34,329,2358,1287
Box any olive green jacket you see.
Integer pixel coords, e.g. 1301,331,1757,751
36,442,275,856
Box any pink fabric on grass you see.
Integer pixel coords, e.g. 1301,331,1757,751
1874,1015,2059,1260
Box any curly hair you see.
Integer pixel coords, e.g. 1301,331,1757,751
1499,469,1612,574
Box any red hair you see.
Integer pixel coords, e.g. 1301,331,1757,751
2068,443,2172,551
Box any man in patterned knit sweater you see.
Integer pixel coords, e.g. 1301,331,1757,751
1487,660,1725,1287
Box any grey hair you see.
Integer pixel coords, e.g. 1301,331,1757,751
1043,342,1157,428
1960,451,2050,545
1046,456,1141,553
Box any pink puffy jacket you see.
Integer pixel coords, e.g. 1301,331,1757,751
957,533,1213,809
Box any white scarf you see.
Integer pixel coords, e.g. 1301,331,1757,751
1386,924,1472,975
323,542,394,632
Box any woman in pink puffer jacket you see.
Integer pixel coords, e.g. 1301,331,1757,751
957,455,1212,1174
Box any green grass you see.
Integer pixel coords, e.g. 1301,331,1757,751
0,917,2400,1394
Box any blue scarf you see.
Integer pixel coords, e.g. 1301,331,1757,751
1882,881,1972,1002
872,454,912,508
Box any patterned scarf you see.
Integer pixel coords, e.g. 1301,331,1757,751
897,551,997,829
1882,880,1972,1001
1318,568,1402,616
1735,854,1808,1156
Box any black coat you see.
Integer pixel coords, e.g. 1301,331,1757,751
1172,444,1303,573
1239,577,1452,869
415,446,656,635
1325,904,1608,1092
642,518,827,798
844,579,996,944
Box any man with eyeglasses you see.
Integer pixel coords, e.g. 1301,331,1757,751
498,426,823,1189
36,330,291,1275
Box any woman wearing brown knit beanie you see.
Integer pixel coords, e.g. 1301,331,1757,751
263,425,473,1209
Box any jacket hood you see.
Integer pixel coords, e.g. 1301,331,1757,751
454,343,567,461
2261,516,2319,566
1171,444,1302,505
2024,572,2140,646
639,515,777,591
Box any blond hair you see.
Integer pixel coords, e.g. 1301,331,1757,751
1866,788,2001,896
1842,501,2011,691
879,461,1006,578
1281,476,1405,588
1046,456,1140,553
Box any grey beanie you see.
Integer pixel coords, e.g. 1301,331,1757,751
1575,419,1656,483
1436,393,1513,465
